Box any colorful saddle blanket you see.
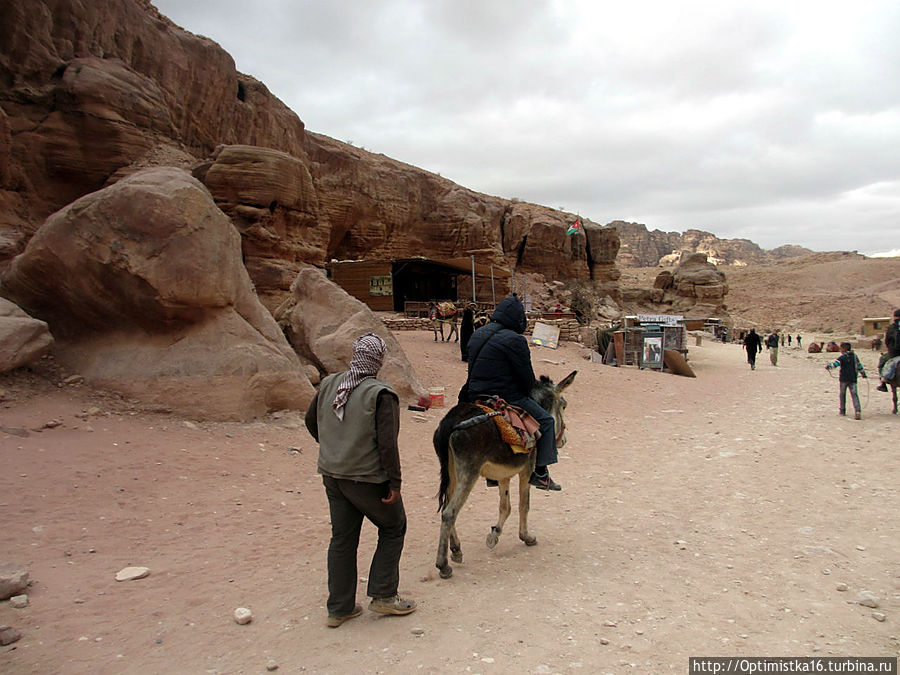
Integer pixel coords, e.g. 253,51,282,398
475,395,541,454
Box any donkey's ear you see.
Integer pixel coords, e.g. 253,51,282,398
557,370,577,392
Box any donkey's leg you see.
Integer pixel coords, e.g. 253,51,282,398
486,479,512,549
447,455,463,561
893,385,898,414
517,469,537,546
436,457,479,579
449,523,463,563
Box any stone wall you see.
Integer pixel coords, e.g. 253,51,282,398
379,315,583,343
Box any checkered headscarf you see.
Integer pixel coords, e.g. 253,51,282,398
332,333,387,420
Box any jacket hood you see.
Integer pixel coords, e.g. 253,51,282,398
491,296,527,334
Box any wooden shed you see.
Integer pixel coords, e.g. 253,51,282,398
327,257,510,312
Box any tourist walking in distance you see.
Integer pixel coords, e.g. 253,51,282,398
826,341,867,419
305,332,416,627
766,329,780,366
743,329,762,370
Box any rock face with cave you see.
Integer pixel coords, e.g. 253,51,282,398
0,0,729,418
0,0,622,299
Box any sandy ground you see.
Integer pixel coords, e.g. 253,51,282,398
1,330,898,674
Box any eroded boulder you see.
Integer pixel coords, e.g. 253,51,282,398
278,265,428,406
196,144,325,311
667,252,728,313
0,298,53,372
0,167,313,420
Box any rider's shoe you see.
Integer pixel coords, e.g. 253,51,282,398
529,472,562,491
876,382,888,392
485,479,499,487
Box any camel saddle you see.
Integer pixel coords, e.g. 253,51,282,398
474,395,541,454
436,301,458,317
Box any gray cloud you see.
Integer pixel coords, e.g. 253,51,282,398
153,0,900,254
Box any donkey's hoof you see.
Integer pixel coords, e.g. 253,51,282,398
450,548,463,563
521,534,538,546
438,565,453,579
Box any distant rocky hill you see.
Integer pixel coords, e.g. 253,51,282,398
620,252,899,335
611,221,815,267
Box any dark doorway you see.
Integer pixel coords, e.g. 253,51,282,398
391,260,460,311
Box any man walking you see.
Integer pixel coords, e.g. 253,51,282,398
305,333,417,627
743,329,762,370
766,329,780,366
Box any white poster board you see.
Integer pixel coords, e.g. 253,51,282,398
530,321,560,349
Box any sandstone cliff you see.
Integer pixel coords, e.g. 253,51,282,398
0,0,618,305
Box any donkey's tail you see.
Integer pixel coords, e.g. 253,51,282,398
433,418,453,512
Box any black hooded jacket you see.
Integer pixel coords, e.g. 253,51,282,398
887,318,900,357
463,296,537,402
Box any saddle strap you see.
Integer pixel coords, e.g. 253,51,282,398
452,411,501,431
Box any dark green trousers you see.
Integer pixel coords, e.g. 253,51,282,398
322,475,407,616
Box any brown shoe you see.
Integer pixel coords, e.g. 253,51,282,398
369,595,417,616
854,412,861,420
327,604,362,628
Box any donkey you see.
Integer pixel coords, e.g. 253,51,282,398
433,371,576,579
430,302,459,342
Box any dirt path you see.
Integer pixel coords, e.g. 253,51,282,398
1,332,897,674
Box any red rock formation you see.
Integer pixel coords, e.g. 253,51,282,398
0,0,306,244
277,265,428,407
0,167,313,420
663,252,729,314
0,0,621,297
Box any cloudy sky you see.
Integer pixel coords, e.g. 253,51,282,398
152,0,899,255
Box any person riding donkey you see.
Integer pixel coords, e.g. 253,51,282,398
459,295,563,491
876,308,900,392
